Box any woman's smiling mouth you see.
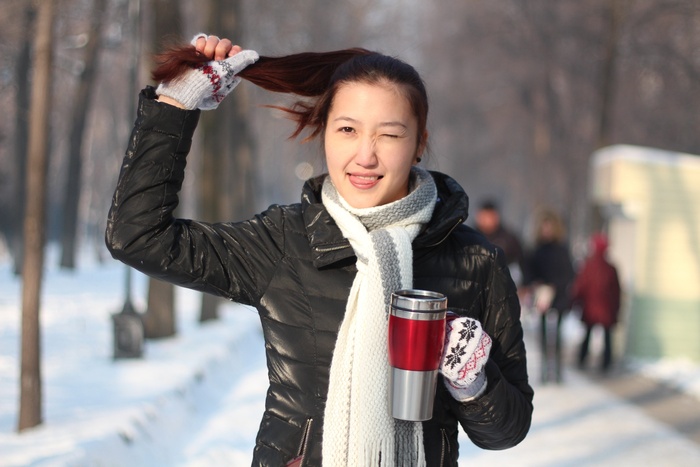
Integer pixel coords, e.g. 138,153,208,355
349,173,383,189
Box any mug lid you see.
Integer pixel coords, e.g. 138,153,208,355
391,289,447,312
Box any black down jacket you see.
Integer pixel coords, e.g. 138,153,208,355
106,87,533,466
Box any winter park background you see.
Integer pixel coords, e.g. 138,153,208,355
4,1,700,465
2,245,700,466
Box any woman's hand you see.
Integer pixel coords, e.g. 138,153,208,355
439,317,492,401
191,34,242,60
156,33,259,110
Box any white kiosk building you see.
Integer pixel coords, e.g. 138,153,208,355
590,144,700,362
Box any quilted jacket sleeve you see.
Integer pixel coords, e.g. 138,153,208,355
105,87,283,305
447,246,533,450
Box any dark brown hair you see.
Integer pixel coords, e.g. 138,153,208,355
152,44,429,146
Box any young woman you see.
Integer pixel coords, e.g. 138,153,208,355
106,34,533,466
525,210,575,384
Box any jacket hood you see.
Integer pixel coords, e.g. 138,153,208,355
300,171,470,268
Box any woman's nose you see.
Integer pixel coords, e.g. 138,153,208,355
355,136,377,166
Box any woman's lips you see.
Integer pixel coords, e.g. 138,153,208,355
348,174,382,189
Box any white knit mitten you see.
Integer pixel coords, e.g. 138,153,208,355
439,317,492,401
156,34,259,110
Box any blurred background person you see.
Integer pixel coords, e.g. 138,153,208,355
571,233,622,375
475,200,525,287
525,209,575,384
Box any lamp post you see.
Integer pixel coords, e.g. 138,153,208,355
112,0,143,359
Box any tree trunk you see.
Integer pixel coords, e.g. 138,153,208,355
200,293,220,323
198,79,224,322
143,278,177,338
10,5,36,276
18,0,54,432
597,0,624,150
59,0,108,269
142,0,183,337
198,0,256,323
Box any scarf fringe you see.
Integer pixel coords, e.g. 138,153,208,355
360,430,426,467
364,438,394,467
396,427,427,466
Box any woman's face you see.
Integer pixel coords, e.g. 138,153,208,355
539,219,555,241
324,81,424,209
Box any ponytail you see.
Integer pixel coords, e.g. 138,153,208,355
152,45,371,97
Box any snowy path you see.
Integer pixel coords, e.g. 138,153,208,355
173,321,700,467
124,320,700,466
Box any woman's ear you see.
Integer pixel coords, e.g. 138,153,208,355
415,130,428,164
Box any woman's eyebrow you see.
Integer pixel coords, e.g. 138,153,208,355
378,121,408,130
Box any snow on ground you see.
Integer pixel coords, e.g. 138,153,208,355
0,247,264,466
1,245,700,466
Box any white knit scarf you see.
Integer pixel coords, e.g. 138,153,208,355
320,167,438,467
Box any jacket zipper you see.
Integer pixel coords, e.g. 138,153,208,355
296,418,313,465
422,217,464,249
314,244,349,253
440,428,451,465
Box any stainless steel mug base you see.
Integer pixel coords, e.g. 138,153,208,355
390,367,438,421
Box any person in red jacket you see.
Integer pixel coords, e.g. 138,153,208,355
571,233,622,373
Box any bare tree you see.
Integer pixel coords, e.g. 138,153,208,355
596,0,625,150
6,4,35,275
59,0,108,269
140,0,183,338
18,0,55,432
611,0,700,153
197,0,258,322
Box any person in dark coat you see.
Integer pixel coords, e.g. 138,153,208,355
105,33,533,466
475,200,525,287
571,233,622,373
525,210,575,384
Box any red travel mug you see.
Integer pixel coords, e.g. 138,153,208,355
388,289,447,421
